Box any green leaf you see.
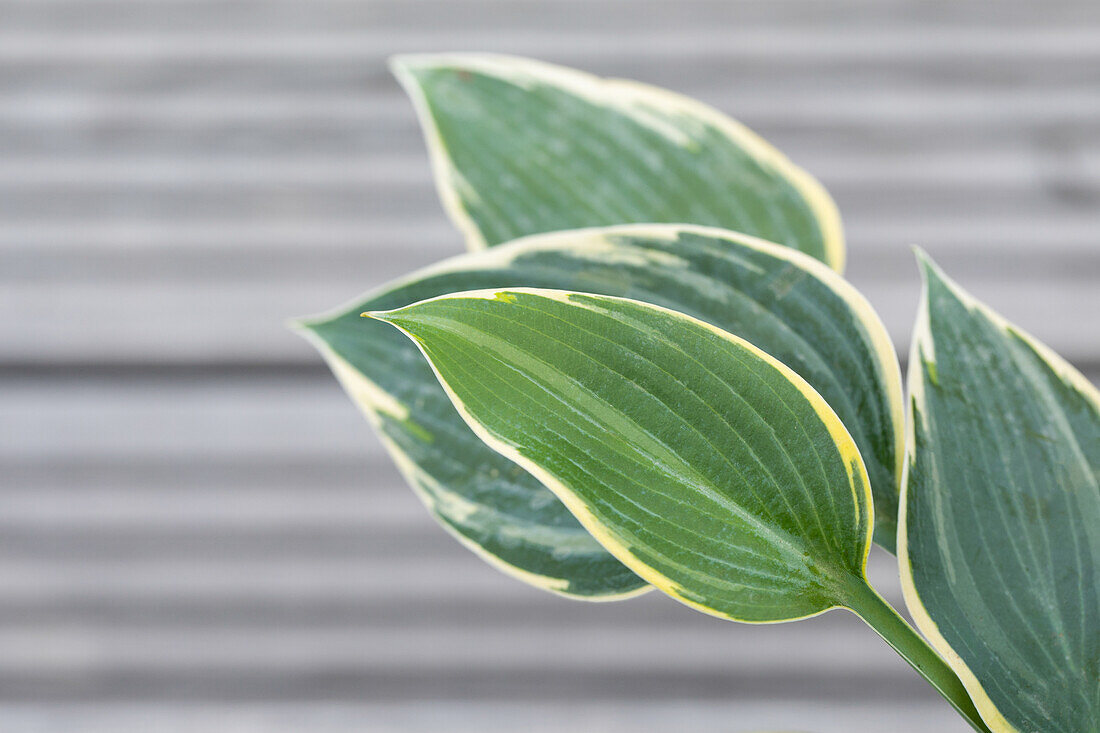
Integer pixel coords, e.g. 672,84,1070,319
368,287,992,732
369,287,874,619
299,225,902,601
901,253,1100,733
394,53,844,271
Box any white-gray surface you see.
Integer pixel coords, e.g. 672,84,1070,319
2,1,1098,731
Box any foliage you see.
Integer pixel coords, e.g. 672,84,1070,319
297,55,1099,733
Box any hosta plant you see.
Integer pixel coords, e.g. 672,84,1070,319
296,55,1099,733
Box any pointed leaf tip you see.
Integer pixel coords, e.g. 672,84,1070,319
388,53,431,78
912,247,949,284
914,251,971,310
287,314,332,336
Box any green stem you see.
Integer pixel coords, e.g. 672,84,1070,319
843,581,993,733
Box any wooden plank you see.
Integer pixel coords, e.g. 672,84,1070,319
1,28,1098,64
0,378,379,460
2,120,1096,160
2,275,1096,364
4,0,1100,31
0,182,1092,229
4,87,1099,129
2,147,1097,193
5,372,1099,460
0,614,902,674
0,184,1091,229
0,701,973,733
0,541,912,619
4,215,1099,261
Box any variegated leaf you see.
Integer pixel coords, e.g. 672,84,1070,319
394,53,844,270
901,253,1100,733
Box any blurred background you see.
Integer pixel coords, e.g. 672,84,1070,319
2,1,1098,731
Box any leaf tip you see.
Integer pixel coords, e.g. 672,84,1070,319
913,248,972,312
287,315,329,337
912,245,937,276
913,247,957,289
287,309,345,336
389,53,452,82
387,53,417,76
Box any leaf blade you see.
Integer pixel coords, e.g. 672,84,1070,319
394,53,844,270
368,287,874,621
900,253,1100,733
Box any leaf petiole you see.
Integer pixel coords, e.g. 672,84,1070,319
843,581,993,733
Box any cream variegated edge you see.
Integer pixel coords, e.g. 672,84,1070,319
366,287,875,624
897,253,1100,733
295,323,653,602
390,53,846,273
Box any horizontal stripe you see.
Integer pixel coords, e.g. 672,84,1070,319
0,701,978,733
0,621,910,673
0,670,951,705
1,28,1099,61
3,88,1098,126
3,279,1094,363
5,370,1097,461
4,216,1100,258
1,148,1097,190
0,552,910,607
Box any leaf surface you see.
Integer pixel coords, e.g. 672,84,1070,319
395,53,844,270
300,225,902,599
369,288,875,621
901,253,1100,733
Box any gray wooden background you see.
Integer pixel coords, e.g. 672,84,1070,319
2,1,1097,731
